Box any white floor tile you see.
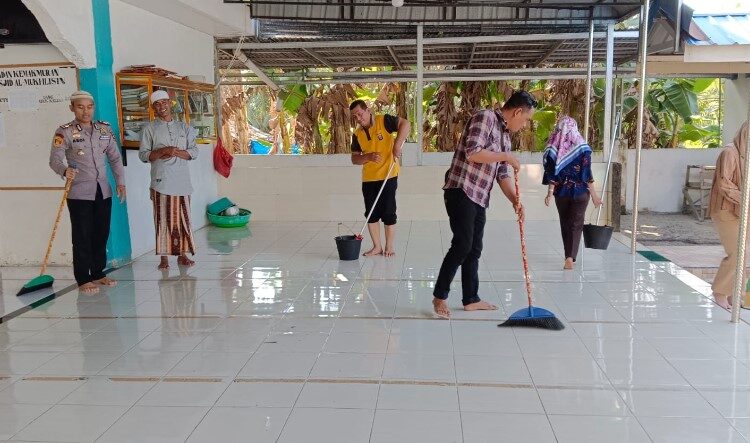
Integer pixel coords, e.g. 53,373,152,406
167,351,250,377
14,404,127,442
671,359,750,388
455,355,531,384
296,382,379,409
639,416,747,443
377,384,459,411
371,409,462,443
461,412,556,443
239,351,319,379
187,407,291,443
458,386,543,413
548,415,651,443
217,381,303,408
138,381,229,407
277,407,374,443
538,387,630,416
701,389,750,418
0,379,86,405
620,389,722,418
311,353,385,380
324,331,389,354
596,357,691,388
526,357,609,386
0,404,51,440
31,352,122,376
383,353,455,382
0,352,60,375
100,350,188,377
97,406,210,443
60,377,155,406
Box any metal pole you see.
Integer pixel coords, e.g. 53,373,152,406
217,32,608,50
417,24,424,166
597,111,621,224
603,23,615,155
584,18,595,138
674,0,683,54
730,112,750,323
631,0,650,254
214,40,224,145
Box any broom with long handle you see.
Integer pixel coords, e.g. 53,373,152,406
498,172,565,330
17,170,74,296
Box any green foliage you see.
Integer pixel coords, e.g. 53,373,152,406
624,78,722,148
246,88,273,132
533,106,558,150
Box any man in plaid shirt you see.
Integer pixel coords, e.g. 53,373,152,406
433,91,537,319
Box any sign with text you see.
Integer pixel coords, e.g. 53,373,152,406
0,64,77,186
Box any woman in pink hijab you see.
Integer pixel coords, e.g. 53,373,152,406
543,116,602,269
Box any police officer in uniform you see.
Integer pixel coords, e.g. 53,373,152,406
49,90,126,294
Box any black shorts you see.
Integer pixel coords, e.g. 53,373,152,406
362,177,398,225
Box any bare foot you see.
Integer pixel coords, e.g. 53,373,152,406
433,298,451,319
464,300,499,311
384,246,396,258
178,256,195,267
363,246,383,257
158,258,169,270
78,282,99,294
94,277,117,286
715,294,730,309
563,258,574,270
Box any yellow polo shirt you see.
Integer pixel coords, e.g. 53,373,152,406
351,114,401,182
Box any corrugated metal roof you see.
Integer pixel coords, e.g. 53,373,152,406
691,13,750,45
224,0,640,28
217,34,639,71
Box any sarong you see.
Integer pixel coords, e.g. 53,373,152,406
151,188,196,256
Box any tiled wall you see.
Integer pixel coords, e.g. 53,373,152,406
218,147,612,223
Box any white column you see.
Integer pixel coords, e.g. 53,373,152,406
603,24,615,155
584,19,595,138
416,24,424,166
631,0,651,254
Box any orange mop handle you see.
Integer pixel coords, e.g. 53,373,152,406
40,175,73,276
514,173,533,308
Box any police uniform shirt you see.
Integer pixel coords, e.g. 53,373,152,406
351,114,400,182
49,120,125,200
138,119,198,197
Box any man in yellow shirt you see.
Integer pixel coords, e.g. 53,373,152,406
349,100,411,257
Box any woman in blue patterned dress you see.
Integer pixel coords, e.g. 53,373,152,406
543,116,603,270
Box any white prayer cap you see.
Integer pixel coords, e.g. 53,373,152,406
70,90,94,102
150,90,170,104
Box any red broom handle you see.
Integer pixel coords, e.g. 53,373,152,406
514,173,533,308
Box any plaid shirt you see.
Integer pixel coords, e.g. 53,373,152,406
443,109,511,208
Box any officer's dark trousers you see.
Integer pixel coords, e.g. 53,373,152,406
67,184,112,286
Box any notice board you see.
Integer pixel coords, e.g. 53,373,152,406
0,64,78,187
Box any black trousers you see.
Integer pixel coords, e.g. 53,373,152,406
67,185,112,286
434,188,485,306
362,177,398,225
555,192,589,261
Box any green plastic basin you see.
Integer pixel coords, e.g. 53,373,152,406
207,209,251,228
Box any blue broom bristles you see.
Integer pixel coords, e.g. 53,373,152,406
498,306,565,330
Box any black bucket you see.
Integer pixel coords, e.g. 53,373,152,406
335,235,362,260
583,224,614,250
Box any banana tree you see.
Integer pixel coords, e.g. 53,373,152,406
623,78,717,148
